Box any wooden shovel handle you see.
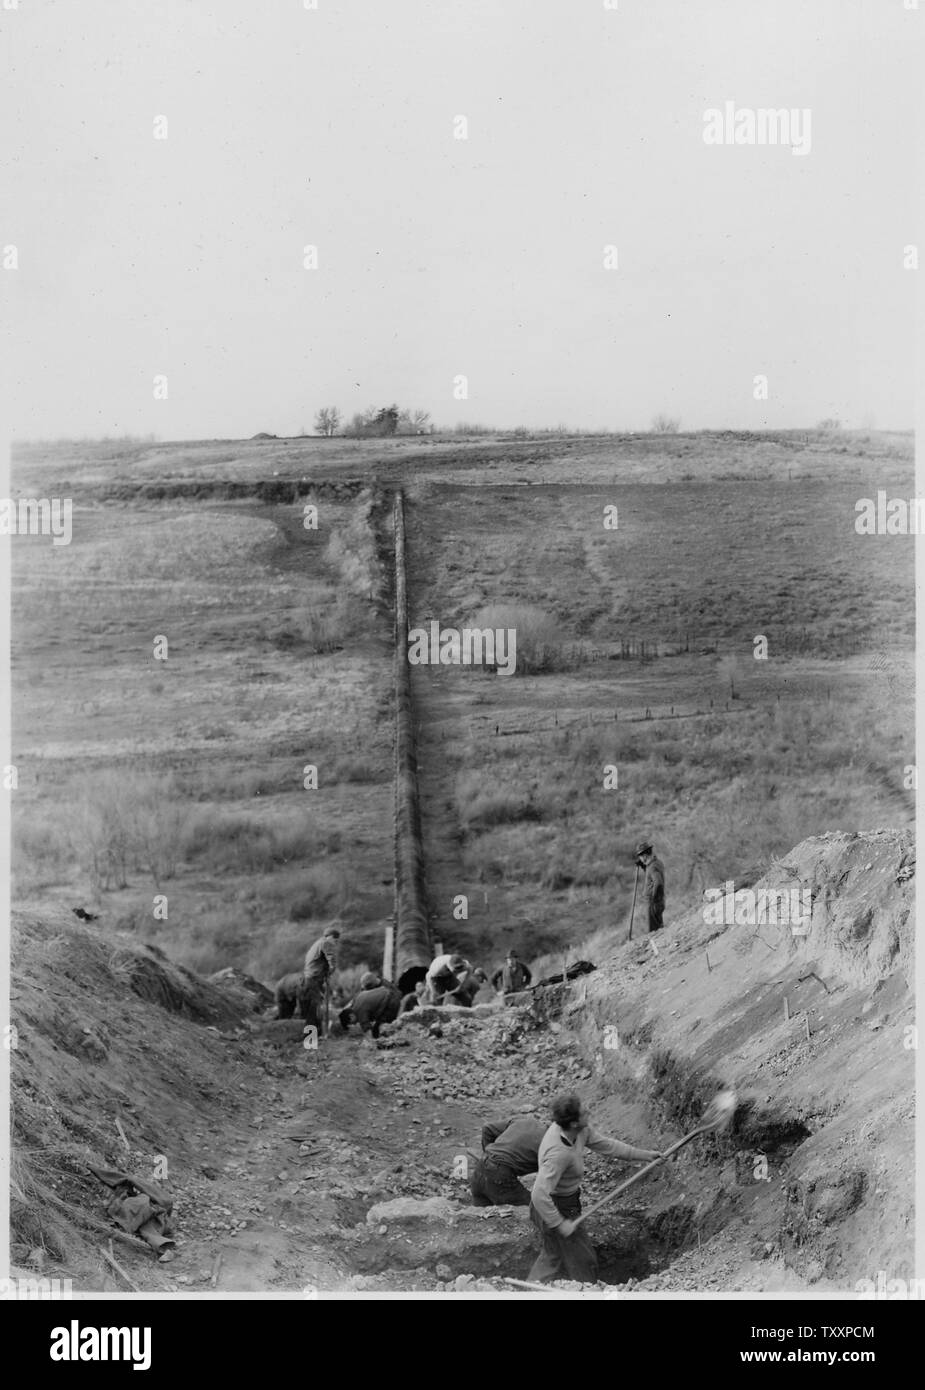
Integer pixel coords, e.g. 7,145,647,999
574,1123,712,1227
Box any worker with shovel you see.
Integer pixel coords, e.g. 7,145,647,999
528,1094,662,1284
300,925,341,1033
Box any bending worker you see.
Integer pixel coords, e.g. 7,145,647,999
425,952,471,1004
469,1114,546,1207
529,1094,662,1284
339,973,402,1039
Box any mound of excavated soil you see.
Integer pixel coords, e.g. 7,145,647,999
10,909,255,1278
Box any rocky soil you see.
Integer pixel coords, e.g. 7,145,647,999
11,827,913,1296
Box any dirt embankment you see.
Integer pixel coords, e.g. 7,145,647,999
9,828,913,1294
574,827,914,1289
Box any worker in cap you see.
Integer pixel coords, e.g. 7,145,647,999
492,949,532,995
300,925,342,1030
633,839,665,933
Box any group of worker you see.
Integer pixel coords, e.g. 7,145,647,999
328,947,534,1038
292,834,664,1038
472,1096,664,1284
287,838,668,1284
416,947,532,1006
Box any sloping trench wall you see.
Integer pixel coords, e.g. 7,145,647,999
559,828,914,1285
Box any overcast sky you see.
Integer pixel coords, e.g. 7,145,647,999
1,0,919,440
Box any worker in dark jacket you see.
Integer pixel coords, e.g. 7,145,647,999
491,950,532,994
470,1114,546,1207
634,840,665,933
339,973,402,1039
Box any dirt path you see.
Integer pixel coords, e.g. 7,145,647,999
125,999,599,1293
138,999,824,1296
138,1023,522,1293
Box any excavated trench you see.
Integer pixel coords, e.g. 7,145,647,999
342,498,895,1291
318,1012,814,1289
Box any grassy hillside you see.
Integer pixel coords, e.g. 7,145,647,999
403,472,913,970
11,490,394,981
10,428,914,990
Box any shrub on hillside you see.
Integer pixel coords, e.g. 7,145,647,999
174,766,287,802
287,863,353,921
182,809,326,874
12,811,75,891
325,493,384,603
327,755,385,785
71,770,189,892
456,770,542,830
470,603,563,675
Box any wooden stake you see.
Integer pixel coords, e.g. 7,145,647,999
114,1118,130,1151
99,1246,141,1292
705,951,711,973
784,997,789,1022
503,1277,562,1293
804,1013,811,1041
210,1253,223,1288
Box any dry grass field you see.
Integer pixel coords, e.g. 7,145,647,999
10,427,914,985
10,490,395,981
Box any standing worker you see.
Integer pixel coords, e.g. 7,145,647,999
300,925,342,1032
634,839,666,934
470,1114,545,1207
529,1094,662,1284
491,950,532,994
